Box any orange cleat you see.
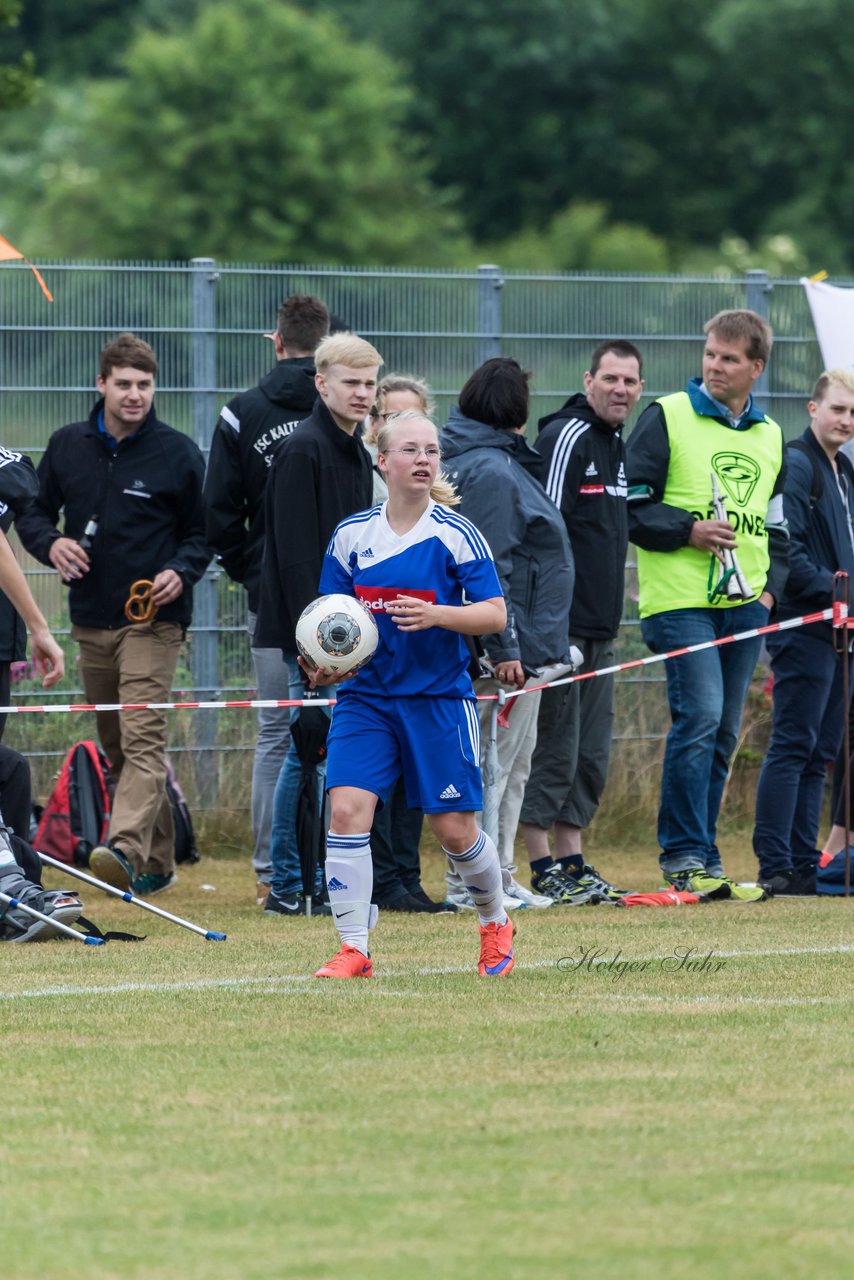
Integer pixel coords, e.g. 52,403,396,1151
478,917,515,976
314,944,373,979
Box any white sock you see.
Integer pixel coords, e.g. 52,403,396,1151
444,830,506,926
325,832,376,956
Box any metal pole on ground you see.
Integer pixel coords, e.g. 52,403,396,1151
38,852,227,940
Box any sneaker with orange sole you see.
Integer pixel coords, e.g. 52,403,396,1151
478,917,516,976
314,944,373,979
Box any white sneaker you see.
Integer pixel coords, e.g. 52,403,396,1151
444,887,476,910
444,887,527,912
505,876,554,908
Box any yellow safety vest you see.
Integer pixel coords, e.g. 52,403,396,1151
637,391,783,618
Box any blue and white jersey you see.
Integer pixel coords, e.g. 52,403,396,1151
320,498,502,699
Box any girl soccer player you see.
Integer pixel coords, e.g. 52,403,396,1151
303,410,514,978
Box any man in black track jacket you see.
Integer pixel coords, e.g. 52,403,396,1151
17,333,209,898
519,340,644,902
204,296,330,902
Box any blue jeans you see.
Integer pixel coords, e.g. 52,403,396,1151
753,631,851,879
641,601,768,875
247,611,291,884
269,652,331,898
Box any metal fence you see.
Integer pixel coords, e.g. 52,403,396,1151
0,259,832,801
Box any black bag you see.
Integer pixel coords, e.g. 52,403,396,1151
165,758,200,865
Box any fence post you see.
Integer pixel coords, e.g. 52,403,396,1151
475,264,503,366
745,268,771,413
189,257,219,808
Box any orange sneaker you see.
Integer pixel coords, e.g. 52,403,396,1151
314,944,373,979
478,917,515,976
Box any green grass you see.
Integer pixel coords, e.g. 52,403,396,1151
2,843,854,1279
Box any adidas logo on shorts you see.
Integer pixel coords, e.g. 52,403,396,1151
585,461,598,477
439,783,461,800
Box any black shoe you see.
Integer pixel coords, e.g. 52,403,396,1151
375,890,443,914
307,895,333,917
264,890,306,916
407,885,459,913
759,868,816,896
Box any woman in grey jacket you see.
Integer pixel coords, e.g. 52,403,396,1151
441,358,574,908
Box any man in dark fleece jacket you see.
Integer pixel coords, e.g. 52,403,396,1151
519,340,644,904
204,296,329,903
17,333,209,898
255,332,381,916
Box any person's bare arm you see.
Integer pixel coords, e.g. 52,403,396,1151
0,530,64,687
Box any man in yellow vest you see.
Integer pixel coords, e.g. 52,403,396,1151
625,310,789,900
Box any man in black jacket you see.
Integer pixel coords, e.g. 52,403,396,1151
204,296,329,903
753,370,854,894
255,332,381,915
17,333,209,896
519,340,644,902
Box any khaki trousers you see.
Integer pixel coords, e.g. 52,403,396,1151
72,621,183,875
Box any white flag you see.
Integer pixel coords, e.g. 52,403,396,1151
801,278,854,371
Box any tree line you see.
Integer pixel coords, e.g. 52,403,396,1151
0,0,852,273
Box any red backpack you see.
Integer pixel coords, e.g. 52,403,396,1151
34,740,113,867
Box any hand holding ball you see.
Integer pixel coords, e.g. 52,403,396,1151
295,594,379,677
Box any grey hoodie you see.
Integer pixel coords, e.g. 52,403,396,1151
442,407,573,666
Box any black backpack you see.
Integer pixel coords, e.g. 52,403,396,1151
34,740,112,867
165,758,200,865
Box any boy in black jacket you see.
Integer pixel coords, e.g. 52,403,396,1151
255,332,381,915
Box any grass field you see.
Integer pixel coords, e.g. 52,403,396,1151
3,841,853,1280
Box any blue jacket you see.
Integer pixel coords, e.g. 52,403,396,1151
779,427,854,641
441,407,573,667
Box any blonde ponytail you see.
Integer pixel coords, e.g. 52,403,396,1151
430,471,461,507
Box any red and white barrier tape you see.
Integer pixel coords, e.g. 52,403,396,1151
501,606,836,702
0,606,838,716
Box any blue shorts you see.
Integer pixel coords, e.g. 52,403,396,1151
325,691,483,813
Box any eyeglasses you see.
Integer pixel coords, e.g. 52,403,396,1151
384,446,441,460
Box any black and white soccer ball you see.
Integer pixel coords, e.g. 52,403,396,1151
295,594,379,675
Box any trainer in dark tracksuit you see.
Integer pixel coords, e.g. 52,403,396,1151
753,375,854,894
518,340,644,904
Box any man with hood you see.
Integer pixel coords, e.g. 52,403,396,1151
441,356,575,908
518,340,644,903
204,295,330,904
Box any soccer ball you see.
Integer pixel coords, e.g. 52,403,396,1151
295,593,379,675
